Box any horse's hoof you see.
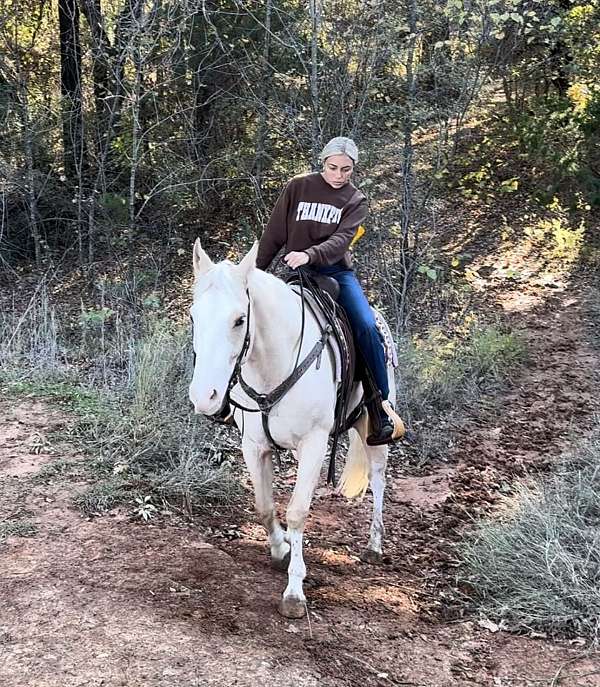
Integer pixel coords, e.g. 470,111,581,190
278,596,306,619
360,548,383,565
271,550,291,572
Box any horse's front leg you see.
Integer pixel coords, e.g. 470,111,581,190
241,437,290,568
278,430,329,619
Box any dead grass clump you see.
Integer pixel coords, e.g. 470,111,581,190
73,478,133,516
155,452,243,516
0,519,37,542
0,283,66,383
459,427,600,641
31,458,81,484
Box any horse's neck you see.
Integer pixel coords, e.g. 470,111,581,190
244,270,304,389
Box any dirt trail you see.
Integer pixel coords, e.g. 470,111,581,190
2,276,600,685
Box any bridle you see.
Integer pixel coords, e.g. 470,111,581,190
194,274,333,455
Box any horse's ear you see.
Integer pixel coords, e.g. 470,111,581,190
238,242,259,280
193,238,214,278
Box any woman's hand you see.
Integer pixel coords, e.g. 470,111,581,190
284,251,310,269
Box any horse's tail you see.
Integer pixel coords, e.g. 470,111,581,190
337,413,369,500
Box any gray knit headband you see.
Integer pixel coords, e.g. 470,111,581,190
319,136,358,164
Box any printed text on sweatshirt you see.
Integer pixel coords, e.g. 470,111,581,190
256,173,367,270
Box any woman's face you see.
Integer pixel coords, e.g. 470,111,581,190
321,154,354,189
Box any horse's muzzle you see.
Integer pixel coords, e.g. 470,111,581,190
189,386,223,416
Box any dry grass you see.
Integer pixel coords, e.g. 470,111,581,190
459,426,600,642
71,318,242,515
0,286,242,517
0,519,37,542
0,283,65,383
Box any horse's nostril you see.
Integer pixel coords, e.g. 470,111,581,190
210,389,218,401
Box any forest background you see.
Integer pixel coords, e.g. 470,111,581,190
1,0,600,674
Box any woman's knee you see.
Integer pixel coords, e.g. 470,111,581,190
339,293,375,328
354,318,381,344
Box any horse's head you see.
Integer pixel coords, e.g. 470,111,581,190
189,239,258,415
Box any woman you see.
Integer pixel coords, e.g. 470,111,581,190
256,136,403,446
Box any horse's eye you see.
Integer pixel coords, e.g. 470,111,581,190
234,316,245,328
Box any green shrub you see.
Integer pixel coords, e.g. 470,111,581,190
511,92,600,206
396,323,526,465
398,323,525,415
465,326,526,380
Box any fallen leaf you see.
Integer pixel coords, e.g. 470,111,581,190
478,617,500,633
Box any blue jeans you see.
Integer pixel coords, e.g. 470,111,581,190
313,264,389,400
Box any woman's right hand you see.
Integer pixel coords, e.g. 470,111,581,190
284,251,310,269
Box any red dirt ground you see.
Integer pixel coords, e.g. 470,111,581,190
2,264,600,686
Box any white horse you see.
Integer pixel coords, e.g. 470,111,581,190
189,239,395,619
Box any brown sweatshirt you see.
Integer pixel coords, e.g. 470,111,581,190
256,172,367,270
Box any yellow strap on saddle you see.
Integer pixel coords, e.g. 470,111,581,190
350,225,365,248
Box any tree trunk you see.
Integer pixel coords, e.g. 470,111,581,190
550,0,572,98
253,0,273,194
19,83,42,267
308,0,321,168
398,0,418,330
189,7,219,170
58,0,83,179
79,0,113,169
128,25,143,288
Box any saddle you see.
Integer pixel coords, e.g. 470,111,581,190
285,269,355,402
306,274,340,302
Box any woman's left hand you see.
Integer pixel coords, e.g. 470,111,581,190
284,251,310,269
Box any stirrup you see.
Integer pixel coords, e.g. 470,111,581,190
381,400,405,440
366,401,405,446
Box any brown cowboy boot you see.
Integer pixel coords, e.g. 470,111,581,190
358,352,406,446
